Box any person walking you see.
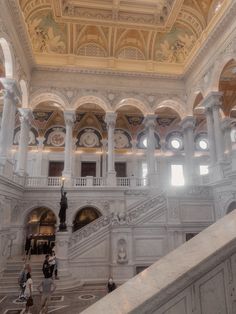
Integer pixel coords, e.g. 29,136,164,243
22,272,33,314
48,251,56,278
37,274,56,314
18,263,31,301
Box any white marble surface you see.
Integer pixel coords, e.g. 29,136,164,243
81,209,236,314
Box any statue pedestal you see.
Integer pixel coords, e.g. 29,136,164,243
56,231,70,277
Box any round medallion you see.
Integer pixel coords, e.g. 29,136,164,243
114,131,129,149
79,129,99,147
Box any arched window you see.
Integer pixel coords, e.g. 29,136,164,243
73,207,101,232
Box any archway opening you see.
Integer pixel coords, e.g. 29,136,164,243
25,207,57,255
73,207,102,232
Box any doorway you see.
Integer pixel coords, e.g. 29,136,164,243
115,162,127,177
81,162,96,177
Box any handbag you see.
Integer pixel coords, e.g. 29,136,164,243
26,296,34,307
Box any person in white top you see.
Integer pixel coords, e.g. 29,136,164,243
23,272,33,313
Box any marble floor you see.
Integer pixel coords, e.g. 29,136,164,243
0,286,107,314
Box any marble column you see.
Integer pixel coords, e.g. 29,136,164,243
63,111,75,181
222,117,233,156
101,139,108,178
211,93,224,162
105,112,117,185
35,136,45,176
0,79,21,172
144,114,157,185
131,139,138,177
16,108,32,176
203,98,217,166
180,116,196,185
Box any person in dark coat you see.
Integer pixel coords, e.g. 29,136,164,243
107,277,116,293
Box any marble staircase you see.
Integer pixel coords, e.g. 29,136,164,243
81,209,236,314
0,256,82,294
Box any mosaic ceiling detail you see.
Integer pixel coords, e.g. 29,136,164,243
19,0,225,73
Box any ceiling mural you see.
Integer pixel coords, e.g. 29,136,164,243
19,0,226,73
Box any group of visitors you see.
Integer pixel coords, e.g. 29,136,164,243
18,251,58,313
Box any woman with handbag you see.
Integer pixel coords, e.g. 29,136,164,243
23,272,34,314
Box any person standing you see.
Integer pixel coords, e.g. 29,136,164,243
48,252,56,278
37,274,56,314
24,235,32,261
23,272,33,314
42,255,51,278
107,277,116,293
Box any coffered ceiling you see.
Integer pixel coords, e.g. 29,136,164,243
18,0,226,74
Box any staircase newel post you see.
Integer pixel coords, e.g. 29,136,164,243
55,230,70,277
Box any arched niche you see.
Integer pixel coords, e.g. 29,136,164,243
25,207,57,255
73,207,102,232
226,201,236,214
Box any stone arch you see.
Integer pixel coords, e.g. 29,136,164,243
209,56,236,92
22,203,58,226
20,79,29,107
30,91,69,110
0,37,15,78
73,95,111,112
190,92,204,114
72,206,102,232
226,201,236,214
115,98,150,115
154,99,186,119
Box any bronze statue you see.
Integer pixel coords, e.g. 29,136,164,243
59,181,68,231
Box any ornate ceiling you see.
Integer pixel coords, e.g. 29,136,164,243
18,0,226,74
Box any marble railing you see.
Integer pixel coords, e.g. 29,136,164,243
25,176,148,188
69,192,167,248
81,209,236,314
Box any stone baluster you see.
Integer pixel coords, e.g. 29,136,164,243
63,111,75,181
0,79,21,167
180,116,196,185
105,112,117,185
144,114,157,186
16,108,32,176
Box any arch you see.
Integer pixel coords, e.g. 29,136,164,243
30,91,69,110
20,79,29,107
115,98,150,115
72,206,102,232
22,203,58,226
154,99,186,120
226,201,236,214
209,57,236,92
72,95,111,112
0,37,14,78
23,206,57,255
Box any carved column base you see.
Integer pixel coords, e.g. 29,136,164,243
56,231,70,277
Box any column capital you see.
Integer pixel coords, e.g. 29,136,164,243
105,112,117,127
18,108,33,127
180,116,196,131
201,91,223,111
36,136,45,149
101,139,108,148
0,78,21,105
64,110,76,126
144,114,157,129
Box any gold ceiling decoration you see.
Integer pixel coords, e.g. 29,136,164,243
19,0,226,74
